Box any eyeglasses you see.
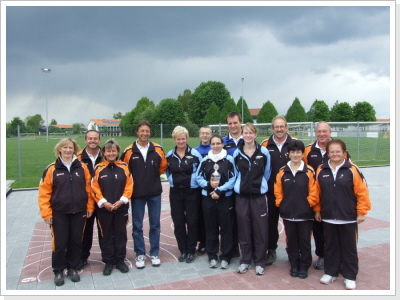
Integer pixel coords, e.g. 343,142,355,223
274,125,286,129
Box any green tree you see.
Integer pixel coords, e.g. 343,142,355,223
113,112,123,119
119,97,155,136
188,81,231,124
220,98,240,123
50,119,57,125
285,97,308,122
9,116,27,134
353,101,376,121
237,97,253,123
203,102,222,125
25,114,44,132
307,99,331,122
72,123,84,134
330,100,354,122
153,98,185,125
177,89,192,113
257,101,279,123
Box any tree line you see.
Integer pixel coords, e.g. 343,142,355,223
6,80,376,137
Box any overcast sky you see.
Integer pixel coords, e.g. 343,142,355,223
3,1,392,126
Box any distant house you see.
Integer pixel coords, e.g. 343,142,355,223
50,124,74,131
249,109,261,123
87,119,122,137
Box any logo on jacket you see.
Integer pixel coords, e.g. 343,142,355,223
115,174,118,179
256,156,263,160
339,174,344,179
75,172,80,177
101,175,108,178
322,175,330,178
311,155,318,158
56,173,64,176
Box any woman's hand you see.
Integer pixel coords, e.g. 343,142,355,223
87,211,93,218
112,200,123,211
210,191,220,200
315,212,322,222
103,202,114,212
356,214,365,224
44,218,53,225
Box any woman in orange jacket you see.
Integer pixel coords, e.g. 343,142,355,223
91,139,133,276
274,139,318,279
38,138,95,287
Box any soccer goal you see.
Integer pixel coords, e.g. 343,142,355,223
50,132,67,139
19,133,36,140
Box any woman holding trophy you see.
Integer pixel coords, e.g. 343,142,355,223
196,135,237,269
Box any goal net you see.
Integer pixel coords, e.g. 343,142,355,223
19,133,36,140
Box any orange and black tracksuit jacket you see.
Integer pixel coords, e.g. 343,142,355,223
77,147,103,176
38,158,95,220
314,159,371,220
303,140,351,172
91,160,134,213
120,141,167,199
274,164,319,220
261,134,298,192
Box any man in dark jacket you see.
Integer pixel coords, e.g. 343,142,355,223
261,115,297,266
76,130,102,270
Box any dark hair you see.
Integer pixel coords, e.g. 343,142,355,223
287,139,305,153
226,112,242,123
210,134,224,145
326,139,347,153
136,120,152,133
85,129,100,140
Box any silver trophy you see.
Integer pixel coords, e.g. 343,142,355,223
210,164,220,184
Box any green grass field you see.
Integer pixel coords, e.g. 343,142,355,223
6,134,390,188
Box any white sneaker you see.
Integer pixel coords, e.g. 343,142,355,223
237,263,250,274
209,259,218,268
255,265,265,276
220,260,229,269
320,274,337,284
344,279,356,290
150,256,161,267
135,255,146,269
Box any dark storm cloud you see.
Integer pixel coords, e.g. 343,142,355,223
7,6,389,64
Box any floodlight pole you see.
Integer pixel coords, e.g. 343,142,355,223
41,68,51,142
241,78,244,122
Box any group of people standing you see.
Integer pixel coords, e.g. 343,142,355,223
38,113,371,291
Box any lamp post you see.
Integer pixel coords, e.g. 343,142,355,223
241,78,244,123
41,68,51,142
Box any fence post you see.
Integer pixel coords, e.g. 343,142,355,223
17,125,22,181
218,123,221,135
160,123,163,148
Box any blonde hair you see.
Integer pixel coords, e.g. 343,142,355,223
53,138,80,158
242,122,257,135
172,126,189,140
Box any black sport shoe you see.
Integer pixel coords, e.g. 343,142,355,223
290,267,299,277
314,257,324,270
116,260,129,273
265,249,277,266
77,258,88,271
67,269,80,282
178,253,187,262
103,263,113,275
186,253,195,263
54,270,64,286
298,269,308,279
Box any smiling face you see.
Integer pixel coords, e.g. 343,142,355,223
136,124,151,146
227,115,242,138
104,145,119,162
242,126,256,145
174,133,187,150
210,136,223,154
316,122,332,146
199,127,212,145
85,131,100,150
289,149,303,164
327,143,345,165
60,141,74,161
272,118,288,141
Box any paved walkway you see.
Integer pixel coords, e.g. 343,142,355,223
2,166,393,296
